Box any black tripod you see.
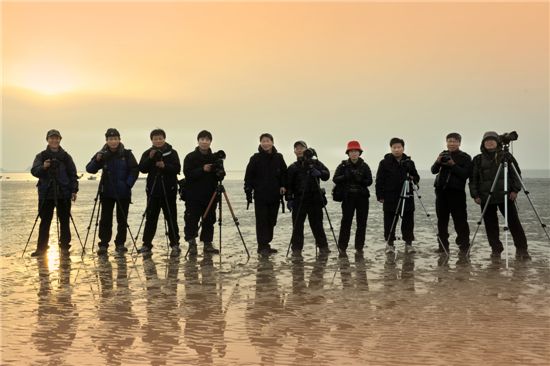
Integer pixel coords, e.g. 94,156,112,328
184,181,250,259
23,170,83,257
467,144,549,268
82,164,138,255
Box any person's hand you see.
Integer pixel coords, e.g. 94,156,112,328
245,188,253,203
43,159,51,169
310,168,322,177
71,193,77,202
474,197,481,205
203,164,213,172
287,200,294,212
280,187,286,195
149,149,157,159
445,159,456,166
156,161,165,169
436,155,443,163
509,192,518,201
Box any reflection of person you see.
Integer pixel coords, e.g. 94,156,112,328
30,129,79,256
338,254,369,291
32,256,78,356
183,255,227,364
141,256,181,365
469,131,530,260
383,254,415,292
92,256,139,365
86,128,139,255
245,257,283,365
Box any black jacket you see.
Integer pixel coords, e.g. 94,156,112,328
431,150,472,192
286,158,330,203
183,147,221,204
86,143,139,200
333,158,373,198
31,146,79,200
138,143,180,198
375,153,420,212
244,146,288,204
469,145,522,205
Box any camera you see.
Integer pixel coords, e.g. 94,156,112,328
439,150,451,163
499,131,518,145
212,150,226,180
303,148,315,161
151,149,163,162
50,158,59,170
400,156,413,170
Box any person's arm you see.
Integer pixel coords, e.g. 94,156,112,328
244,156,255,197
431,159,441,174
138,149,154,174
183,153,206,181
375,160,385,201
450,153,471,180
31,153,48,178
363,163,373,187
316,161,330,181
126,151,139,188
279,155,288,193
409,160,420,185
66,154,79,195
508,155,523,193
333,163,346,184
162,150,181,175
469,156,481,199
86,154,101,174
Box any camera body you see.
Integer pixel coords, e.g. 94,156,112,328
439,150,451,163
151,149,163,162
499,131,518,145
211,150,226,180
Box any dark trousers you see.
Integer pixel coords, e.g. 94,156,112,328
184,200,216,243
383,209,414,243
142,195,180,247
98,197,130,247
254,201,280,250
291,200,328,250
482,200,527,252
435,189,470,249
37,199,72,250
338,194,369,250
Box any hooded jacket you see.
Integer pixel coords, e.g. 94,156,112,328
332,157,373,198
139,143,180,198
286,157,330,203
31,146,79,200
183,147,222,204
375,153,420,212
244,146,288,204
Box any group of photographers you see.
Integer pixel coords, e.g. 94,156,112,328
30,128,531,261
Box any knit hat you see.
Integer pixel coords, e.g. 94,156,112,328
105,128,120,138
345,140,363,154
481,131,499,144
46,129,62,139
294,140,308,148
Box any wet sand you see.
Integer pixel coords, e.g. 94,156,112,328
1,179,549,365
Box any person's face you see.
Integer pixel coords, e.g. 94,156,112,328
391,143,404,158
348,150,360,161
294,144,306,158
198,137,211,151
47,135,61,149
484,139,497,150
151,134,165,148
106,136,120,150
446,138,460,152
260,137,273,152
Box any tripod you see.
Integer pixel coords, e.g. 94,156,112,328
184,181,250,259
23,171,83,257
467,145,549,268
82,164,138,255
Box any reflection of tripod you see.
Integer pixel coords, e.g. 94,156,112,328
82,165,138,255
185,182,250,259
468,145,548,268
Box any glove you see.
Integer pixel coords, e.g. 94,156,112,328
286,200,295,212
310,168,322,177
245,190,253,204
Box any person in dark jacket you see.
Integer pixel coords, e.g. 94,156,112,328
183,130,225,256
244,133,288,256
286,140,331,256
333,140,373,255
469,131,530,260
137,129,181,257
86,128,139,255
431,132,472,255
30,129,79,256
375,137,420,254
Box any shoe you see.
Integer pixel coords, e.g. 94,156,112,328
458,245,470,256
291,249,302,257
355,247,364,255
138,245,152,254
31,247,48,257
385,244,395,254
258,248,272,257
515,250,532,261
188,240,198,256
405,243,416,254
115,245,128,254
338,250,348,258
257,246,278,254
319,246,331,255
97,245,108,255
490,250,502,258
170,245,181,257
203,242,220,254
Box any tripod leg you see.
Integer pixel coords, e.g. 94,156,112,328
185,189,218,259
504,162,509,269
412,185,449,257
91,199,102,254
223,190,250,258
83,191,100,253
70,214,84,250
22,212,42,257
323,205,339,248
160,176,178,250
286,197,306,257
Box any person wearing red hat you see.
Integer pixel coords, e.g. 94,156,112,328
332,141,373,256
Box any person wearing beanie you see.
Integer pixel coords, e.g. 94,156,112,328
183,130,224,255
375,137,420,254
30,129,79,256
469,131,530,260
137,128,182,256
332,140,373,256
244,133,288,256
86,128,139,255
431,132,472,255
286,140,331,256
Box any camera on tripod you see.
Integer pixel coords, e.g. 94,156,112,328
212,150,226,180
499,131,518,145
439,150,452,163
400,156,413,170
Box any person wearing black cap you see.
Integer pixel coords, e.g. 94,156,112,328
333,140,373,255
286,140,331,255
183,130,224,255
375,137,420,254
469,131,530,260
86,128,139,255
30,129,79,256
137,129,182,256
431,132,472,255
244,133,288,256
